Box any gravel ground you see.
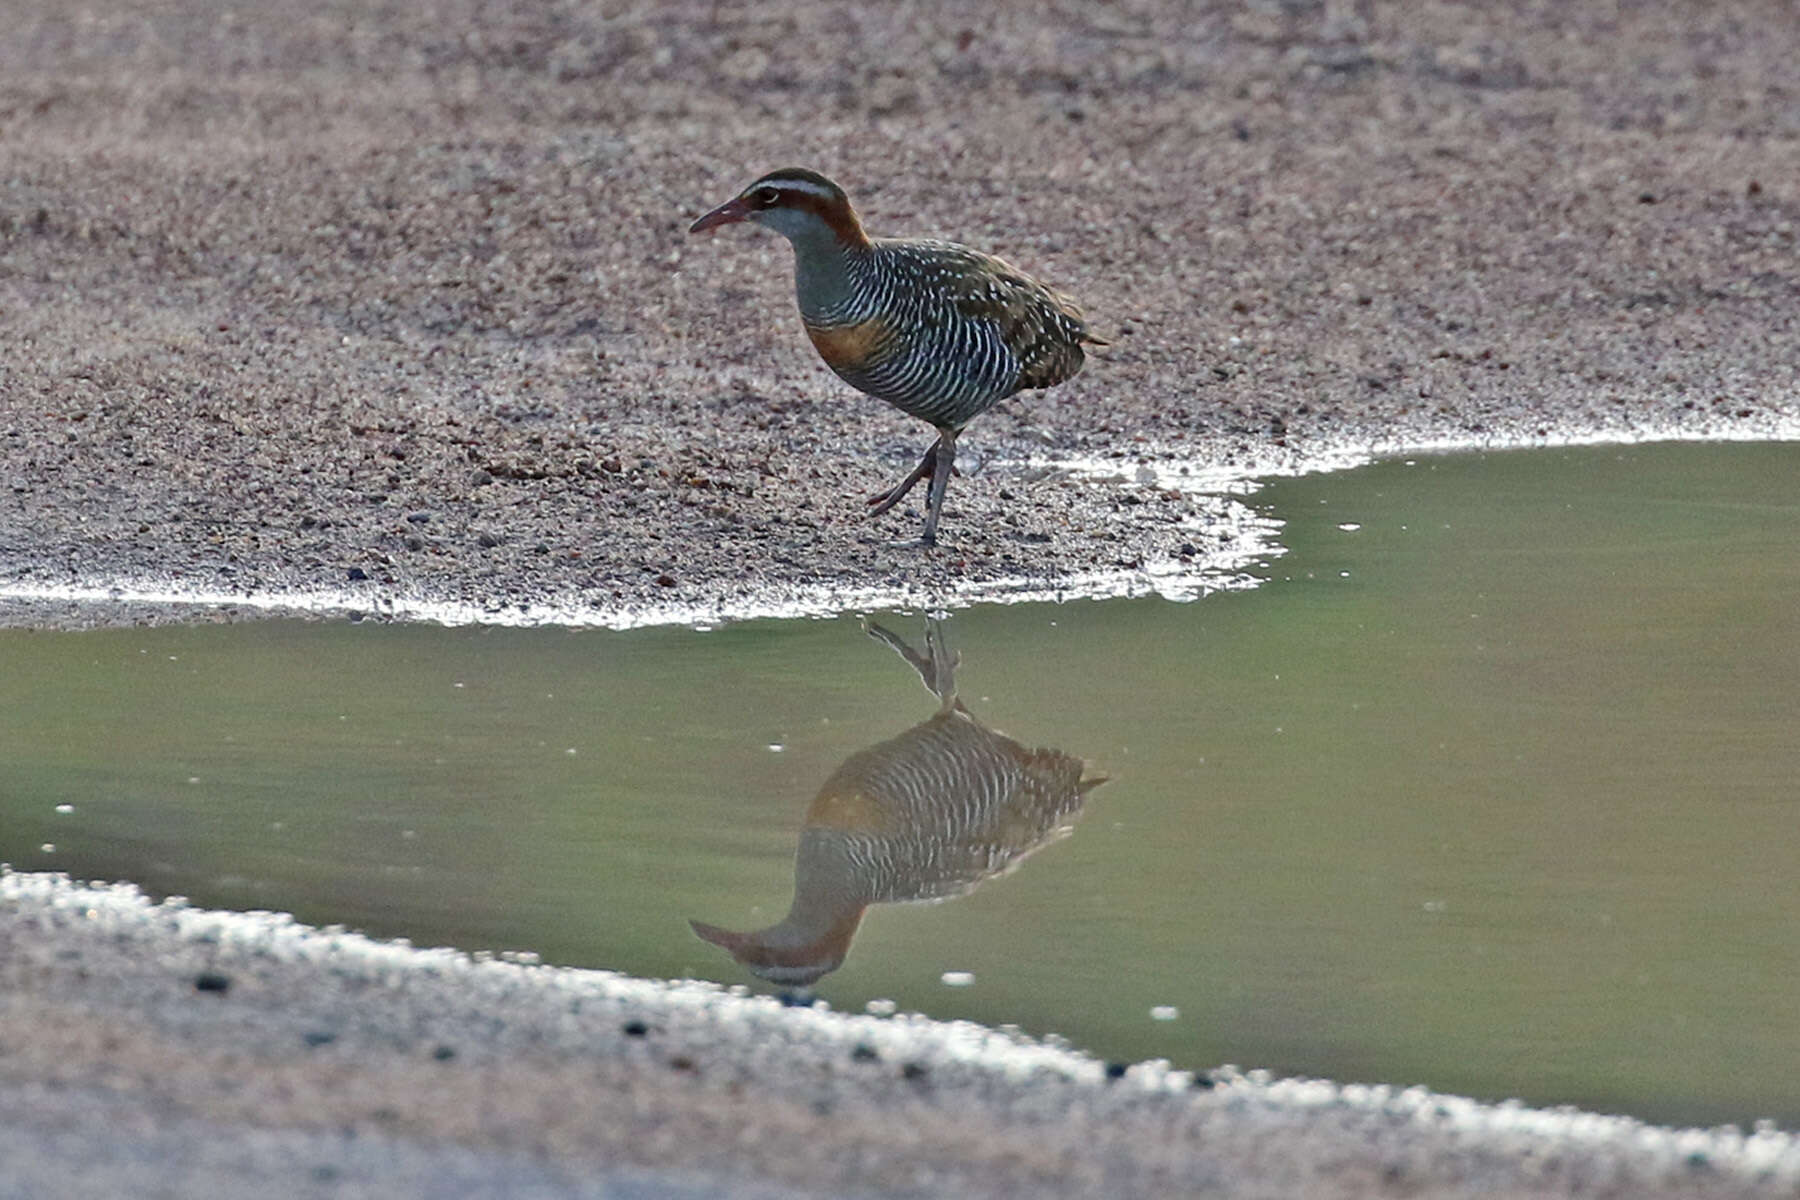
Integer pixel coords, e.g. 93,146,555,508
2,0,1796,630
2,1,1799,1194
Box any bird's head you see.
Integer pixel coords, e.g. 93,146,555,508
688,916,857,987
688,167,869,249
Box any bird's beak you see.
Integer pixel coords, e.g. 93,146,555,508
689,196,750,234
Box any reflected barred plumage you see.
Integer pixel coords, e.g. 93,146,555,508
689,167,1103,545
689,703,1096,987
688,619,1104,988
807,704,1093,906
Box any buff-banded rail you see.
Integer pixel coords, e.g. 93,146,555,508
689,167,1105,547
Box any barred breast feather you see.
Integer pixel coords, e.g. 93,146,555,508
803,239,1101,432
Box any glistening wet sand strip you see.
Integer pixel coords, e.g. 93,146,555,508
4,872,1796,1200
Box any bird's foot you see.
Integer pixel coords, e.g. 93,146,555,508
865,478,922,517
866,444,938,517
868,432,956,547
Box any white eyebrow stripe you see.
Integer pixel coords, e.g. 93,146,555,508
761,178,837,200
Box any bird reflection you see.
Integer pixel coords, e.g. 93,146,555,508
690,619,1104,988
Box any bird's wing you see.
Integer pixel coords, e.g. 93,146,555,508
908,241,1098,392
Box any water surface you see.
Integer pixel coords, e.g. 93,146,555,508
4,442,1796,1129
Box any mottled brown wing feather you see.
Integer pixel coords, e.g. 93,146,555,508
945,250,1100,392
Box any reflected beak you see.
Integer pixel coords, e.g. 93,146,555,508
689,196,750,234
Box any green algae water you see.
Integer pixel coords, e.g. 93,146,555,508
3,442,1797,1130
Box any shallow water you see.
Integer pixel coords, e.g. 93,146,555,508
4,442,1797,1129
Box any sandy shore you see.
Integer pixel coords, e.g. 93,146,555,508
5,871,1797,1200
3,0,1797,632
3,1,1798,1195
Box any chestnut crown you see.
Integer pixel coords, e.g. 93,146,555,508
689,167,869,247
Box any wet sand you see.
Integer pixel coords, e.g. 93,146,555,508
2,1,1798,1195
5,872,1798,1200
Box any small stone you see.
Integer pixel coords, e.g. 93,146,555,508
303,1031,337,1048
622,1020,649,1037
346,566,368,582
476,531,500,548
193,971,231,994
851,1043,880,1063
1105,1061,1129,1080
432,1044,457,1061
655,573,677,587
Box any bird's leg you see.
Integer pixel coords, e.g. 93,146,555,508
863,616,961,709
866,441,938,517
919,430,957,548
920,616,961,709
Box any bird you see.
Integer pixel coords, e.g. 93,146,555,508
688,167,1105,546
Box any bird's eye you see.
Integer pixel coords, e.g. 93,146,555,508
750,187,781,208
